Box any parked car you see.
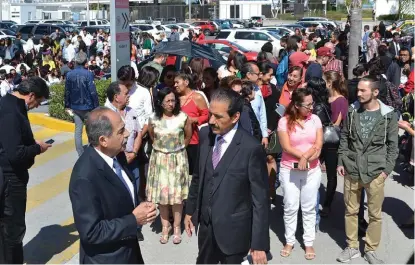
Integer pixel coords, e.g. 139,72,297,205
297,17,329,22
277,24,306,31
176,23,200,34
0,22,16,31
230,19,247,28
191,21,218,36
250,15,265,27
25,20,41,24
77,20,109,27
16,23,75,44
197,39,258,61
130,24,163,40
159,25,172,38
216,29,281,56
254,26,295,37
0,29,16,36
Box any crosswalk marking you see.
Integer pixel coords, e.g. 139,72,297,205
26,168,72,212
32,136,87,169
46,217,79,265
22,124,86,264
32,127,63,141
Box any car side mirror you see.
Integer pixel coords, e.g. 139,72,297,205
268,38,273,42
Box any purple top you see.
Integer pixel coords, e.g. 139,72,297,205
330,96,349,125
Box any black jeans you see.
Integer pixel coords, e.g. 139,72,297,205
321,147,339,209
0,173,27,264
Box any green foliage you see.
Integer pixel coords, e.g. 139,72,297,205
48,79,112,122
377,14,414,21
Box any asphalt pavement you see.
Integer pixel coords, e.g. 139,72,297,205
22,123,414,264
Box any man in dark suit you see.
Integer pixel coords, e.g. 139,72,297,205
69,107,157,264
184,89,270,264
388,32,401,60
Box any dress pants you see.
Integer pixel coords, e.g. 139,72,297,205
344,175,385,252
280,166,322,247
0,173,28,264
196,220,247,264
73,110,89,157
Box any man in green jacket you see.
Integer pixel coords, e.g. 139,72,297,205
336,75,399,264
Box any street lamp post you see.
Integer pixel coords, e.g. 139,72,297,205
87,0,90,26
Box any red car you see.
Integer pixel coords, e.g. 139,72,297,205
197,39,258,61
191,21,218,36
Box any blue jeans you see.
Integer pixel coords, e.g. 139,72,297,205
127,159,142,231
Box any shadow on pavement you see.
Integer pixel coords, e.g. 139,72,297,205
391,162,414,188
23,223,78,264
382,196,414,239
317,190,348,249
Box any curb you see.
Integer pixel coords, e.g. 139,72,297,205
28,113,86,134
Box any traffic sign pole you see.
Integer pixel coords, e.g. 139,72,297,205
110,0,131,80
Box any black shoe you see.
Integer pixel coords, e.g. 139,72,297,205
137,231,144,242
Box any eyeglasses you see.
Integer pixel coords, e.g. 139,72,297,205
299,102,315,109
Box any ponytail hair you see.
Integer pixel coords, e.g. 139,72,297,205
285,87,313,132
323,70,348,98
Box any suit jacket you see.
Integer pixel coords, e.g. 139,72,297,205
69,146,143,264
186,126,270,255
388,41,401,59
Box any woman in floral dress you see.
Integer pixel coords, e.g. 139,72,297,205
147,86,192,244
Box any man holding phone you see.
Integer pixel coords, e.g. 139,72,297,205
0,77,51,263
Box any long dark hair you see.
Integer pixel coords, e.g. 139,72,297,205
154,86,181,118
308,77,329,105
285,87,313,132
138,66,159,88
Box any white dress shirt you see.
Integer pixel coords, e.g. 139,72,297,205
94,148,135,205
0,80,12,97
213,123,238,160
127,82,154,128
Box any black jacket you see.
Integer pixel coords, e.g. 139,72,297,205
313,102,332,126
186,126,270,255
347,78,360,104
69,147,144,264
0,94,41,180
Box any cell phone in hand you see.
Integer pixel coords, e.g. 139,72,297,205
293,162,310,169
45,139,55,144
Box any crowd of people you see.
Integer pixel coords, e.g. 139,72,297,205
0,19,413,264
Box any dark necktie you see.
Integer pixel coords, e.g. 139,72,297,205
113,158,134,203
212,136,225,169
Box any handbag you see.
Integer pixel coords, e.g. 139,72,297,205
265,131,281,155
322,105,341,145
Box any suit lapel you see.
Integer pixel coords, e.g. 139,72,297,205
91,148,135,208
211,128,242,196
197,130,215,196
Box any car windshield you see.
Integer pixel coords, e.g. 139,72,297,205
266,31,281,39
1,29,15,35
179,24,189,28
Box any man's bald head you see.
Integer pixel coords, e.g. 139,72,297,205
85,107,116,147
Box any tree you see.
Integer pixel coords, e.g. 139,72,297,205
347,0,362,80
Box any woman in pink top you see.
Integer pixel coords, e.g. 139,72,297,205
277,88,323,260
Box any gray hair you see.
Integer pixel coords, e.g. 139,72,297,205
75,51,88,65
85,107,113,147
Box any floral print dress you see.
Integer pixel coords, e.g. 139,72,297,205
146,112,190,205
